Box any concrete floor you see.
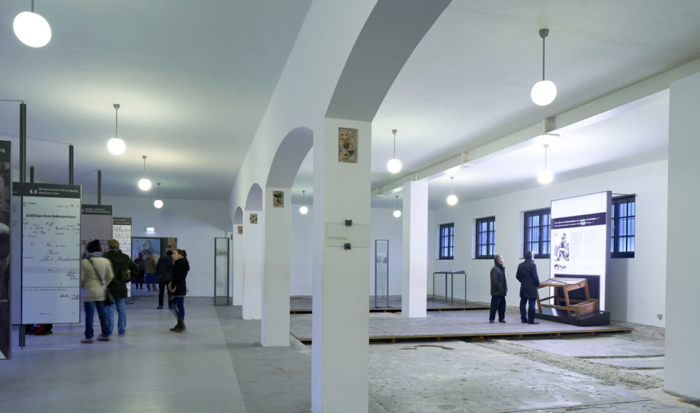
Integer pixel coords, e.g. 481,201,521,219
1,295,698,413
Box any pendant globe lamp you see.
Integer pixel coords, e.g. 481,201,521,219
299,190,309,215
386,129,402,174
13,0,52,48
138,155,152,191
530,28,557,106
107,104,126,155
537,144,554,184
446,176,458,206
154,183,164,209
393,195,402,218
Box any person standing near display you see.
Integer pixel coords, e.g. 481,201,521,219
516,251,541,324
168,249,190,332
145,253,157,292
103,238,140,336
155,250,174,309
80,240,115,343
489,254,508,323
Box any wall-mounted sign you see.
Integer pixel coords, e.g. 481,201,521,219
272,191,284,208
250,214,258,224
338,127,358,163
237,226,243,235
0,141,11,359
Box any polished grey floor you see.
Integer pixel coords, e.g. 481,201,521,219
290,296,489,313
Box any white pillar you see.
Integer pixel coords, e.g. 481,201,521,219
312,119,370,412
401,180,429,318
665,71,700,401
242,211,263,320
232,227,244,306
262,187,291,346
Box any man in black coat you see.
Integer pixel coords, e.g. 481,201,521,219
489,254,507,323
156,250,174,310
516,251,541,324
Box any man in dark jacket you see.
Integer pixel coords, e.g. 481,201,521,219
156,250,174,309
516,251,541,324
489,254,507,323
103,239,140,336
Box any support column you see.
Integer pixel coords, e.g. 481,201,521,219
665,71,700,401
233,227,244,306
401,180,429,318
262,187,291,346
242,211,263,320
312,119,371,412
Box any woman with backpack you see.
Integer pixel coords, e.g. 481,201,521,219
80,240,115,343
168,249,190,332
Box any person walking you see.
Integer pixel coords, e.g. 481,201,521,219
134,252,145,290
489,254,508,323
80,240,115,343
516,251,541,324
168,249,190,332
145,253,157,292
103,239,140,336
156,250,174,309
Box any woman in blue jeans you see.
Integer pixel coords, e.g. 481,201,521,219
80,240,115,343
168,249,190,332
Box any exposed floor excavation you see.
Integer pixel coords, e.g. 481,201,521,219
1,296,698,413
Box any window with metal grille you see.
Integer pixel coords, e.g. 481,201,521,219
524,208,551,258
475,217,495,259
439,223,454,260
611,196,635,258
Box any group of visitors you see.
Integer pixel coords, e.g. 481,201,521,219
488,250,541,324
79,239,190,343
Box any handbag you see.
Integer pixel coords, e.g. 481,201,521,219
88,258,115,306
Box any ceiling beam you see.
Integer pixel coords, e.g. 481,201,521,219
373,56,700,197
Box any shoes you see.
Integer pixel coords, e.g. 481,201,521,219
527,321,540,325
80,338,94,344
489,320,494,323
170,318,186,332
499,320,506,323
521,320,528,323
147,286,151,292
118,333,126,336
96,335,110,341
157,306,163,309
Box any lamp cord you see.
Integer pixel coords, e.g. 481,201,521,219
31,0,34,12
542,36,546,81
115,107,118,138
450,176,454,195
392,130,397,158
544,145,549,170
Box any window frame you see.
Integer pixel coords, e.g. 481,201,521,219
523,208,551,259
474,217,496,259
611,195,636,258
438,223,454,260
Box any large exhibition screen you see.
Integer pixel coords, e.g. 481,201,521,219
550,191,611,310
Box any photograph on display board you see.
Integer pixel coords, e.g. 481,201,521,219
0,148,11,359
552,231,570,270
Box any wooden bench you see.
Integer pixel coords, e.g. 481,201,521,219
537,277,598,317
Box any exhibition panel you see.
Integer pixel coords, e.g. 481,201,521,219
0,141,11,360
112,217,132,297
21,183,82,325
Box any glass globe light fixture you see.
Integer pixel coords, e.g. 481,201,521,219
154,199,164,209
138,155,152,191
107,104,126,155
530,28,557,106
393,195,401,218
299,190,309,215
446,176,458,206
537,144,554,185
14,9,52,48
386,129,402,174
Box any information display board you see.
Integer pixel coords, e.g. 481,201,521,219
0,141,11,360
81,204,113,257
22,183,82,324
112,217,132,297
550,191,611,310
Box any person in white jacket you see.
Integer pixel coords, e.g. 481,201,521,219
80,239,114,343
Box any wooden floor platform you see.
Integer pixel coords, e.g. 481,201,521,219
289,309,631,344
290,298,489,314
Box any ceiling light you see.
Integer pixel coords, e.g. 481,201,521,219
537,144,554,185
299,190,309,215
386,129,402,174
154,182,164,209
446,176,458,206
393,195,401,218
107,103,126,155
531,28,557,106
13,1,51,48
138,155,152,191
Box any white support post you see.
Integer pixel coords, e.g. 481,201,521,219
401,180,429,318
242,211,263,320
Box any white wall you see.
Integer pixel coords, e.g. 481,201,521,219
83,194,228,297
429,160,668,327
289,207,403,297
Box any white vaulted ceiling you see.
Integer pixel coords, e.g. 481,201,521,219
0,0,311,199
